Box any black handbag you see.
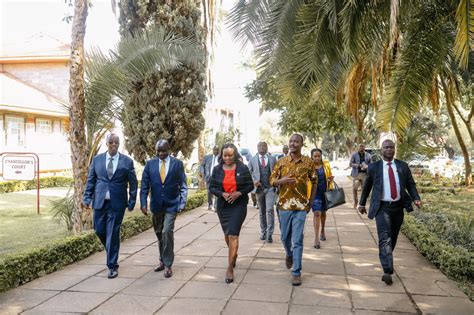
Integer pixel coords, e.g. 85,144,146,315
324,181,346,209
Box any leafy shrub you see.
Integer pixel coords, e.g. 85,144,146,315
402,215,473,285
0,177,74,194
0,190,206,292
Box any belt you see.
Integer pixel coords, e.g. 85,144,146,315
380,200,401,205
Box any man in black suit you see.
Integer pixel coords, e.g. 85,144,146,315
358,139,421,285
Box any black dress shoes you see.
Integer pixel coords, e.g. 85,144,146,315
266,236,273,243
382,274,393,285
108,268,118,279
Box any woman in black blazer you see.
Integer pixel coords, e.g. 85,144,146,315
209,143,254,283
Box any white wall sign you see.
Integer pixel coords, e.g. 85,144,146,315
2,155,36,180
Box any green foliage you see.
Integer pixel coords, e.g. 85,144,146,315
0,177,73,194
0,190,207,292
402,215,473,283
50,190,75,231
118,0,207,164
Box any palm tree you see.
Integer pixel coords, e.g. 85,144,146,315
69,0,89,233
228,0,473,185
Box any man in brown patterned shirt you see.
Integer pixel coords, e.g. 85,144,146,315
270,134,317,286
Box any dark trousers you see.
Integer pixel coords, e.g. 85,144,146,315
93,200,125,270
206,182,215,207
375,203,404,274
153,211,178,267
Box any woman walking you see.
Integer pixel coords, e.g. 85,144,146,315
210,143,254,283
311,149,334,249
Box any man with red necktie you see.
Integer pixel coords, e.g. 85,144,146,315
358,139,421,285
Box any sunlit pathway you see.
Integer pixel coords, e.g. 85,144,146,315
0,177,472,314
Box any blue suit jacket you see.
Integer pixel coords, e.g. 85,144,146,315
350,151,372,177
359,159,420,219
83,152,138,211
140,156,187,213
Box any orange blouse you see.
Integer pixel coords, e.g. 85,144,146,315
223,169,237,193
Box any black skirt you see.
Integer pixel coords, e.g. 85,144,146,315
216,198,247,236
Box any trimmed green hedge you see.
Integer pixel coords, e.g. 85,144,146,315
0,190,207,292
401,214,473,284
0,177,74,194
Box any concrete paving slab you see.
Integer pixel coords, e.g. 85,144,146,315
233,283,292,303
299,274,349,290
68,276,134,293
223,300,288,315
242,269,293,286
172,255,209,268
90,294,168,315
120,253,158,266
24,291,113,313
205,256,252,269
96,265,153,279
412,294,474,314
402,277,468,297
289,304,353,315
122,278,186,297
54,263,106,277
347,275,405,293
175,281,236,299
250,258,287,270
291,288,352,309
193,267,244,284
352,292,417,313
22,274,86,291
157,297,226,315
0,289,59,314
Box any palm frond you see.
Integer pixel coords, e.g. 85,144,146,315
453,0,473,69
378,5,452,136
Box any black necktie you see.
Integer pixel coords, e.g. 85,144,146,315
107,157,114,179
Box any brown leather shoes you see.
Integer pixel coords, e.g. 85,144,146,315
292,275,302,286
285,256,293,269
154,262,165,272
164,267,173,278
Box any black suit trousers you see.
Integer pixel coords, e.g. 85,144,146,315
375,202,404,274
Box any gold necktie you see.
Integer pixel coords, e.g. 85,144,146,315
160,160,166,182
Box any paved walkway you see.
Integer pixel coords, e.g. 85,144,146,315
1,177,472,314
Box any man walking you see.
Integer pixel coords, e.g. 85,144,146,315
140,139,188,278
83,133,138,279
277,145,289,160
270,134,317,286
350,144,372,208
248,141,277,243
201,146,219,210
358,139,421,285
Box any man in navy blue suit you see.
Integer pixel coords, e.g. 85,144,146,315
358,139,421,285
83,133,138,279
140,139,187,278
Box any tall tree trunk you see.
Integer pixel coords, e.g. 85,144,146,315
442,78,472,186
69,0,90,233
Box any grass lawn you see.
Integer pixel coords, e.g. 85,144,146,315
0,188,197,258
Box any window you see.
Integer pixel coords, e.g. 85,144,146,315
5,116,25,147
36,118,52,134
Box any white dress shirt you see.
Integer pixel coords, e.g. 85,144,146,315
105,152,120,200
210,154,218,175
382,160,401,202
